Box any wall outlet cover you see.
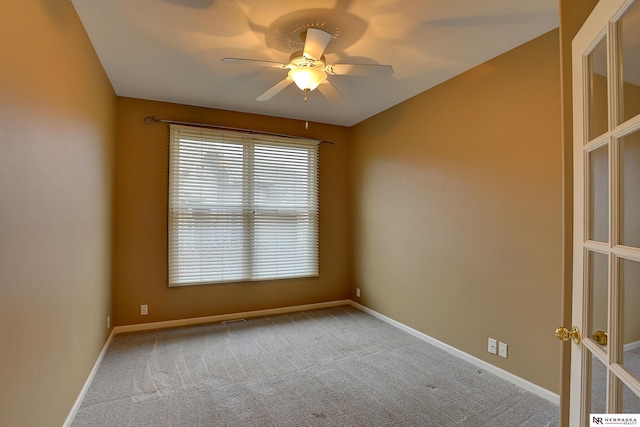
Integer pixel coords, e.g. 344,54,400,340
499,342,508,358
488,338,497,355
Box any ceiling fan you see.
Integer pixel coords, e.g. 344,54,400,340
221,27,393,103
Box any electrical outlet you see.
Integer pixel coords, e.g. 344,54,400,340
107,315,110,329
356,288,361,298
488,338,497,355
141,304,148,315
499,342,508,358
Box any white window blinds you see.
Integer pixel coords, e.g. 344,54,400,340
168,124,319,286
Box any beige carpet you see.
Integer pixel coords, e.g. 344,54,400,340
71,305,558,426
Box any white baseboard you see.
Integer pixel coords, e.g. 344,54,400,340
348,300,560,405
113,299,351,334
63,329,115,427
625,340,640,352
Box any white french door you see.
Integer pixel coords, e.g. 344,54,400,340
568,0,640,424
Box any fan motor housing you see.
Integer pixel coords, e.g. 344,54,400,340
289,51,326,71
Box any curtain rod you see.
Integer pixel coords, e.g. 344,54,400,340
143,116,334,145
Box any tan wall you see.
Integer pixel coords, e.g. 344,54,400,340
350,30,563,393
0,2,116,426
113,98,351,325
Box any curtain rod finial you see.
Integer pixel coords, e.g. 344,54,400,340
143,115,158,125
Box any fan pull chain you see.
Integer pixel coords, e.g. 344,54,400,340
304,89,310,130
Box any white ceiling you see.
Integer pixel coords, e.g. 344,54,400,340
71,0,559,127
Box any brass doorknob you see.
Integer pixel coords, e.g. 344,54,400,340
592,331,608,345
556,326,581,344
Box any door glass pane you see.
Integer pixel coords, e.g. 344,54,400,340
589,145,609,243
591,354,608,414
619,0,640,123
619,130,640,248
622,381,640,413
589,36,609,140
620,258,640,382
589,250,609,354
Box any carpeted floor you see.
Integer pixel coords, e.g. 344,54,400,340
71,305,558,426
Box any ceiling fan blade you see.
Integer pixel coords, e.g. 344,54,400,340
256,78,292,101
303,28,332,60
326,63,393,77
221,57,288,69
317,81,346,105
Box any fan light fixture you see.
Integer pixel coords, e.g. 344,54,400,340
288,66,327,91
221,27,393,102
221,27,393,128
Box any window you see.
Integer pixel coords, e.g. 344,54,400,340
168,124,319,286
